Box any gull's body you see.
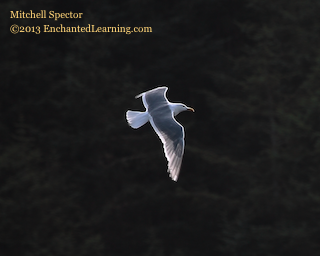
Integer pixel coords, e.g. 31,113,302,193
126,86,194,181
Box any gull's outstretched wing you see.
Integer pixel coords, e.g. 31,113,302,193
138,87,185,181
135,86,169,111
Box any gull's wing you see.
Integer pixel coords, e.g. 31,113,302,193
135,86,168,111
139,87,184,181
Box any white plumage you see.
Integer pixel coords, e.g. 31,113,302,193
126,86,194,181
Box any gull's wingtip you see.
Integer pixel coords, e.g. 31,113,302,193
135,86,168,98
168,169,179,182
135,93,143,99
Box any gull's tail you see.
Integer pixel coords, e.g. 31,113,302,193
126,110,149,129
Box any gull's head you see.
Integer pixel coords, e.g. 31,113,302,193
171,103,195,116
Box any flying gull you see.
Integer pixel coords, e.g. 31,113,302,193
126,86,194,181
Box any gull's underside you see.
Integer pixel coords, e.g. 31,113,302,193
126,86,193,181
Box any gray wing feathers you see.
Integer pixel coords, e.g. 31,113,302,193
135,86,185,181
136,87,168,111
162,134,184,181
149,113,185,182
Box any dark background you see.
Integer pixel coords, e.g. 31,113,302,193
2,0,320,255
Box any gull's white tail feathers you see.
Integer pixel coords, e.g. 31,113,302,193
126,110,149,129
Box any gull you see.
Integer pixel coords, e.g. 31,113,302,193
126,86,194,181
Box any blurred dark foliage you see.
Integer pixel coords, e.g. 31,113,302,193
1,0,320,255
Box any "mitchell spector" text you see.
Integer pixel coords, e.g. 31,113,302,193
10,10,83,21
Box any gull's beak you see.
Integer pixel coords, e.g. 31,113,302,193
187,107,195,112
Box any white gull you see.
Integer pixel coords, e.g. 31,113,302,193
126,86,194,181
